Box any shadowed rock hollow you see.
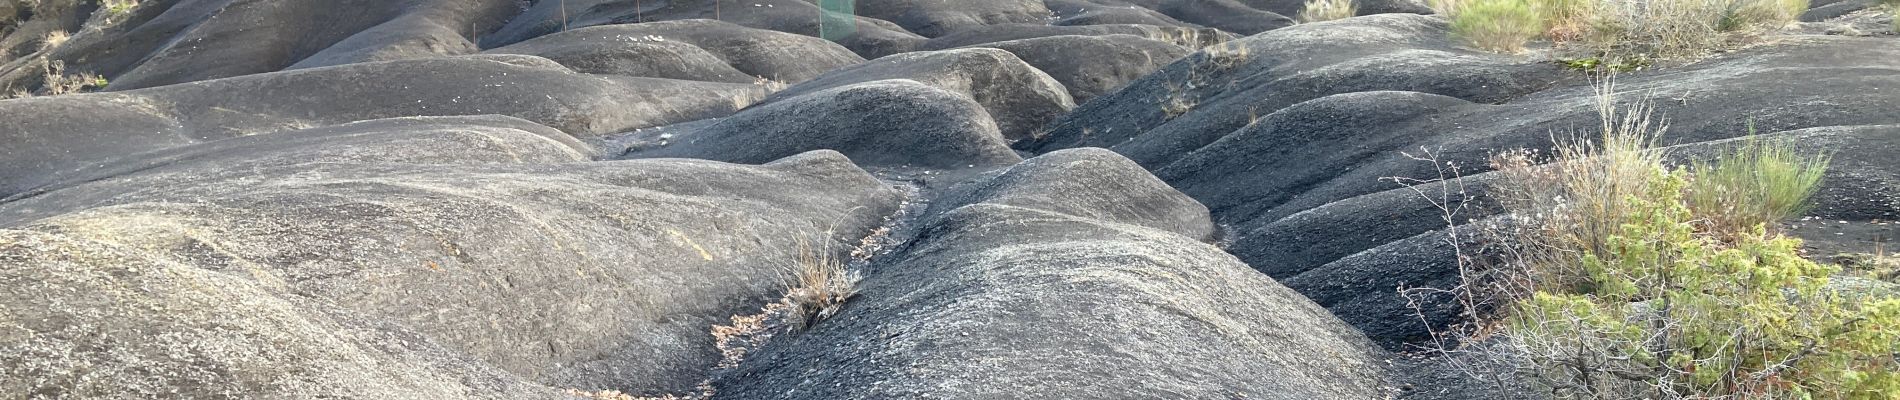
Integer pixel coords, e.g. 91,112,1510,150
2,1,1898,399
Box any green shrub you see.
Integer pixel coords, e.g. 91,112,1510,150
1685,136,1829,241
1450,0,1545,53
1490,88,1900,398
1506,167,1900,397
1884,0,1900,32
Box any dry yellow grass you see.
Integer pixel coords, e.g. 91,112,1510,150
38,60,105,96
1440,0,1807,58
1299,0,1358,22
39,30,68,52
785,238,858,327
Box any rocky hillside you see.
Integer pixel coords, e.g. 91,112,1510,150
2,0,1897,399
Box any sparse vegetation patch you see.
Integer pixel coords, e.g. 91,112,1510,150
1449,0,1545,53
1883,0,1900,32
1436,0,1809,61
1299,0,1358,23
39,30,68,52
1683,134,1829,242
1460,83,1900,398
785,238,860,327
18,59,108,97
101,0,138,17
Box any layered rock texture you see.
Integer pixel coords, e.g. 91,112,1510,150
2,1,1896,399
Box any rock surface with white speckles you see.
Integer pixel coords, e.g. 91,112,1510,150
710,149,1390,399
0,56,766,197
0,119,903,396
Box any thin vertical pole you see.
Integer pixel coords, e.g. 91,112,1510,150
559,0,569,31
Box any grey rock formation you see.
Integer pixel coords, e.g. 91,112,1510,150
762,48,1075,141
0,0,522,92
855,0,1053,37
1049,0,1297,34
959,34,1192,104
919,23,1233,50
0,118,904,395
0,229,569,399
0,56,767,197
487,19,864,83
622,80,1022,169
711,149,1390,399
926,148,1217,240
482,0,927,59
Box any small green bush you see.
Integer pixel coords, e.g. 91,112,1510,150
1507,167,1900,397
1685,136,1829,241
100,0,138,20
1884,0,1900,32
1482,80,1900,398
1450,0,1545,53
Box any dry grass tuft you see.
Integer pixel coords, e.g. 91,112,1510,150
1439,0,1807,58
1202,42,1251,71
39,60,106,96
1834,250,1900,283
785,238,859,327
1299,0,1358,22
1156,43,1249,119
1161,92,1195,119
1142,26,1229,49
39,30,68,52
